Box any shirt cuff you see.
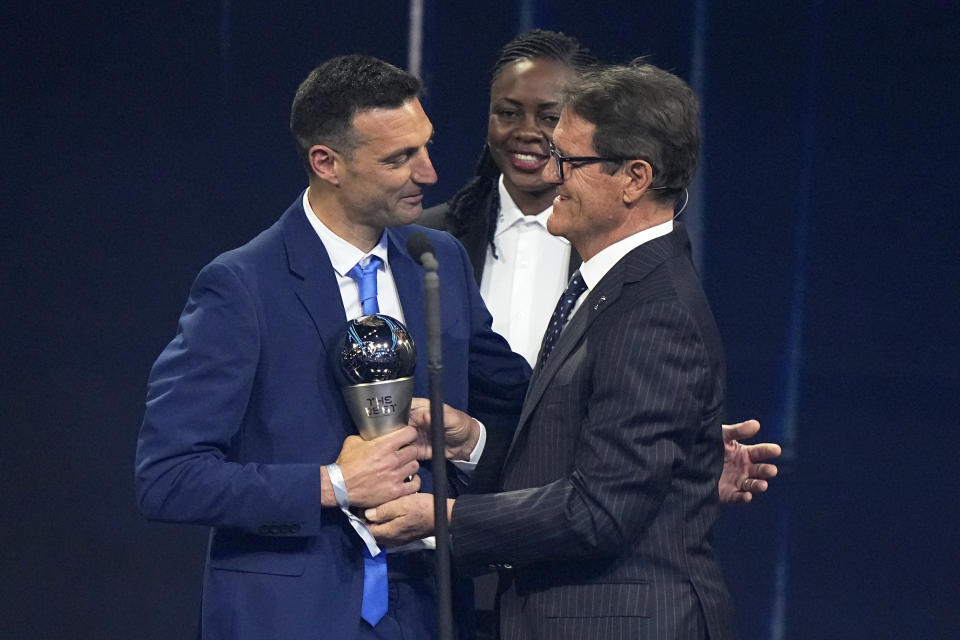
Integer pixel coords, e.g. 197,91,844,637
450,419,486,476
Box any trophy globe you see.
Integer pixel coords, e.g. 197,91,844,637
331,314,416,439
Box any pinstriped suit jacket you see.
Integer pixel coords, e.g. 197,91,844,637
450,226,735,640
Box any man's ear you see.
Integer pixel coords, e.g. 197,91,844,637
622,159,654,205
308,145,341,185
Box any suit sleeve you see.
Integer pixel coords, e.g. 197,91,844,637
134,261,326,536
451,300,715,572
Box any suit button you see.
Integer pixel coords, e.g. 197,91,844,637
502,563,513,570
291,524,301,533
487,564,497,571
258,525,270,535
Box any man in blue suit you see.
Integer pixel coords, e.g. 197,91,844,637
135,55,530,639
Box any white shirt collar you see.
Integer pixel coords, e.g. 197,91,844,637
301,189,389,275
494,175,568,242
579,219,674,290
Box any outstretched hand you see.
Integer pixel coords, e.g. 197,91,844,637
406,398,481,461
719,420,782,504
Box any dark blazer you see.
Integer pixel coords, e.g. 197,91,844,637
134,195,530,640
449,225,735,640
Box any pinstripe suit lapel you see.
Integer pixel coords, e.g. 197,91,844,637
503,273,622,467
503,226,689,467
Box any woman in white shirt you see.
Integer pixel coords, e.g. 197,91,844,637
421,29,595,365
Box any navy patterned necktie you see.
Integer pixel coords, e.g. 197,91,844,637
347,255,383,315
535,271,588,369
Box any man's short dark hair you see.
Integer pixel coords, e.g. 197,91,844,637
290,55,423,171
563,61,700,204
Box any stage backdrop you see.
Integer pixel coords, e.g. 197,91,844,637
3,1,958,638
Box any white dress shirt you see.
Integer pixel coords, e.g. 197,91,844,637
479,175,572,366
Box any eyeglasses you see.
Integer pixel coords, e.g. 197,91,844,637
548,141,623,181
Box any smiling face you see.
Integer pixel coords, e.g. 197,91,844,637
543,109,627,260
336,98,437,232
487,57,575,214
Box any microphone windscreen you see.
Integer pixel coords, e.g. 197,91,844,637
406,232,435,265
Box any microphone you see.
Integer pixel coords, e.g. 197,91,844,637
405,231,452,639
406,232,438,271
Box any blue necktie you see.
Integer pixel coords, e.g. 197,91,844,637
535,271,588,369
361,548,388,626
348,255,383,315
346,255,388,625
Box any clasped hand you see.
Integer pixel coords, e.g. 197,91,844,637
357,399,477,547
334,426,422,508
332,399,478,544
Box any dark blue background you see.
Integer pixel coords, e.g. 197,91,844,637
4,1,958,637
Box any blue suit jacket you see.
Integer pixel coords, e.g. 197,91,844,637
135,196,530,639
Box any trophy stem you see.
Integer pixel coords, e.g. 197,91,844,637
339,376,414,440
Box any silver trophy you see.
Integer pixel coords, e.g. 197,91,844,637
332,314,416,439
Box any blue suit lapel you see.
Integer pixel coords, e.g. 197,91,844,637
281,201,348,352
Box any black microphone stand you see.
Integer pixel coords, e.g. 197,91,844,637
419,249,454,639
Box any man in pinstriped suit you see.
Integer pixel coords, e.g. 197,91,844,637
369,61,735,639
